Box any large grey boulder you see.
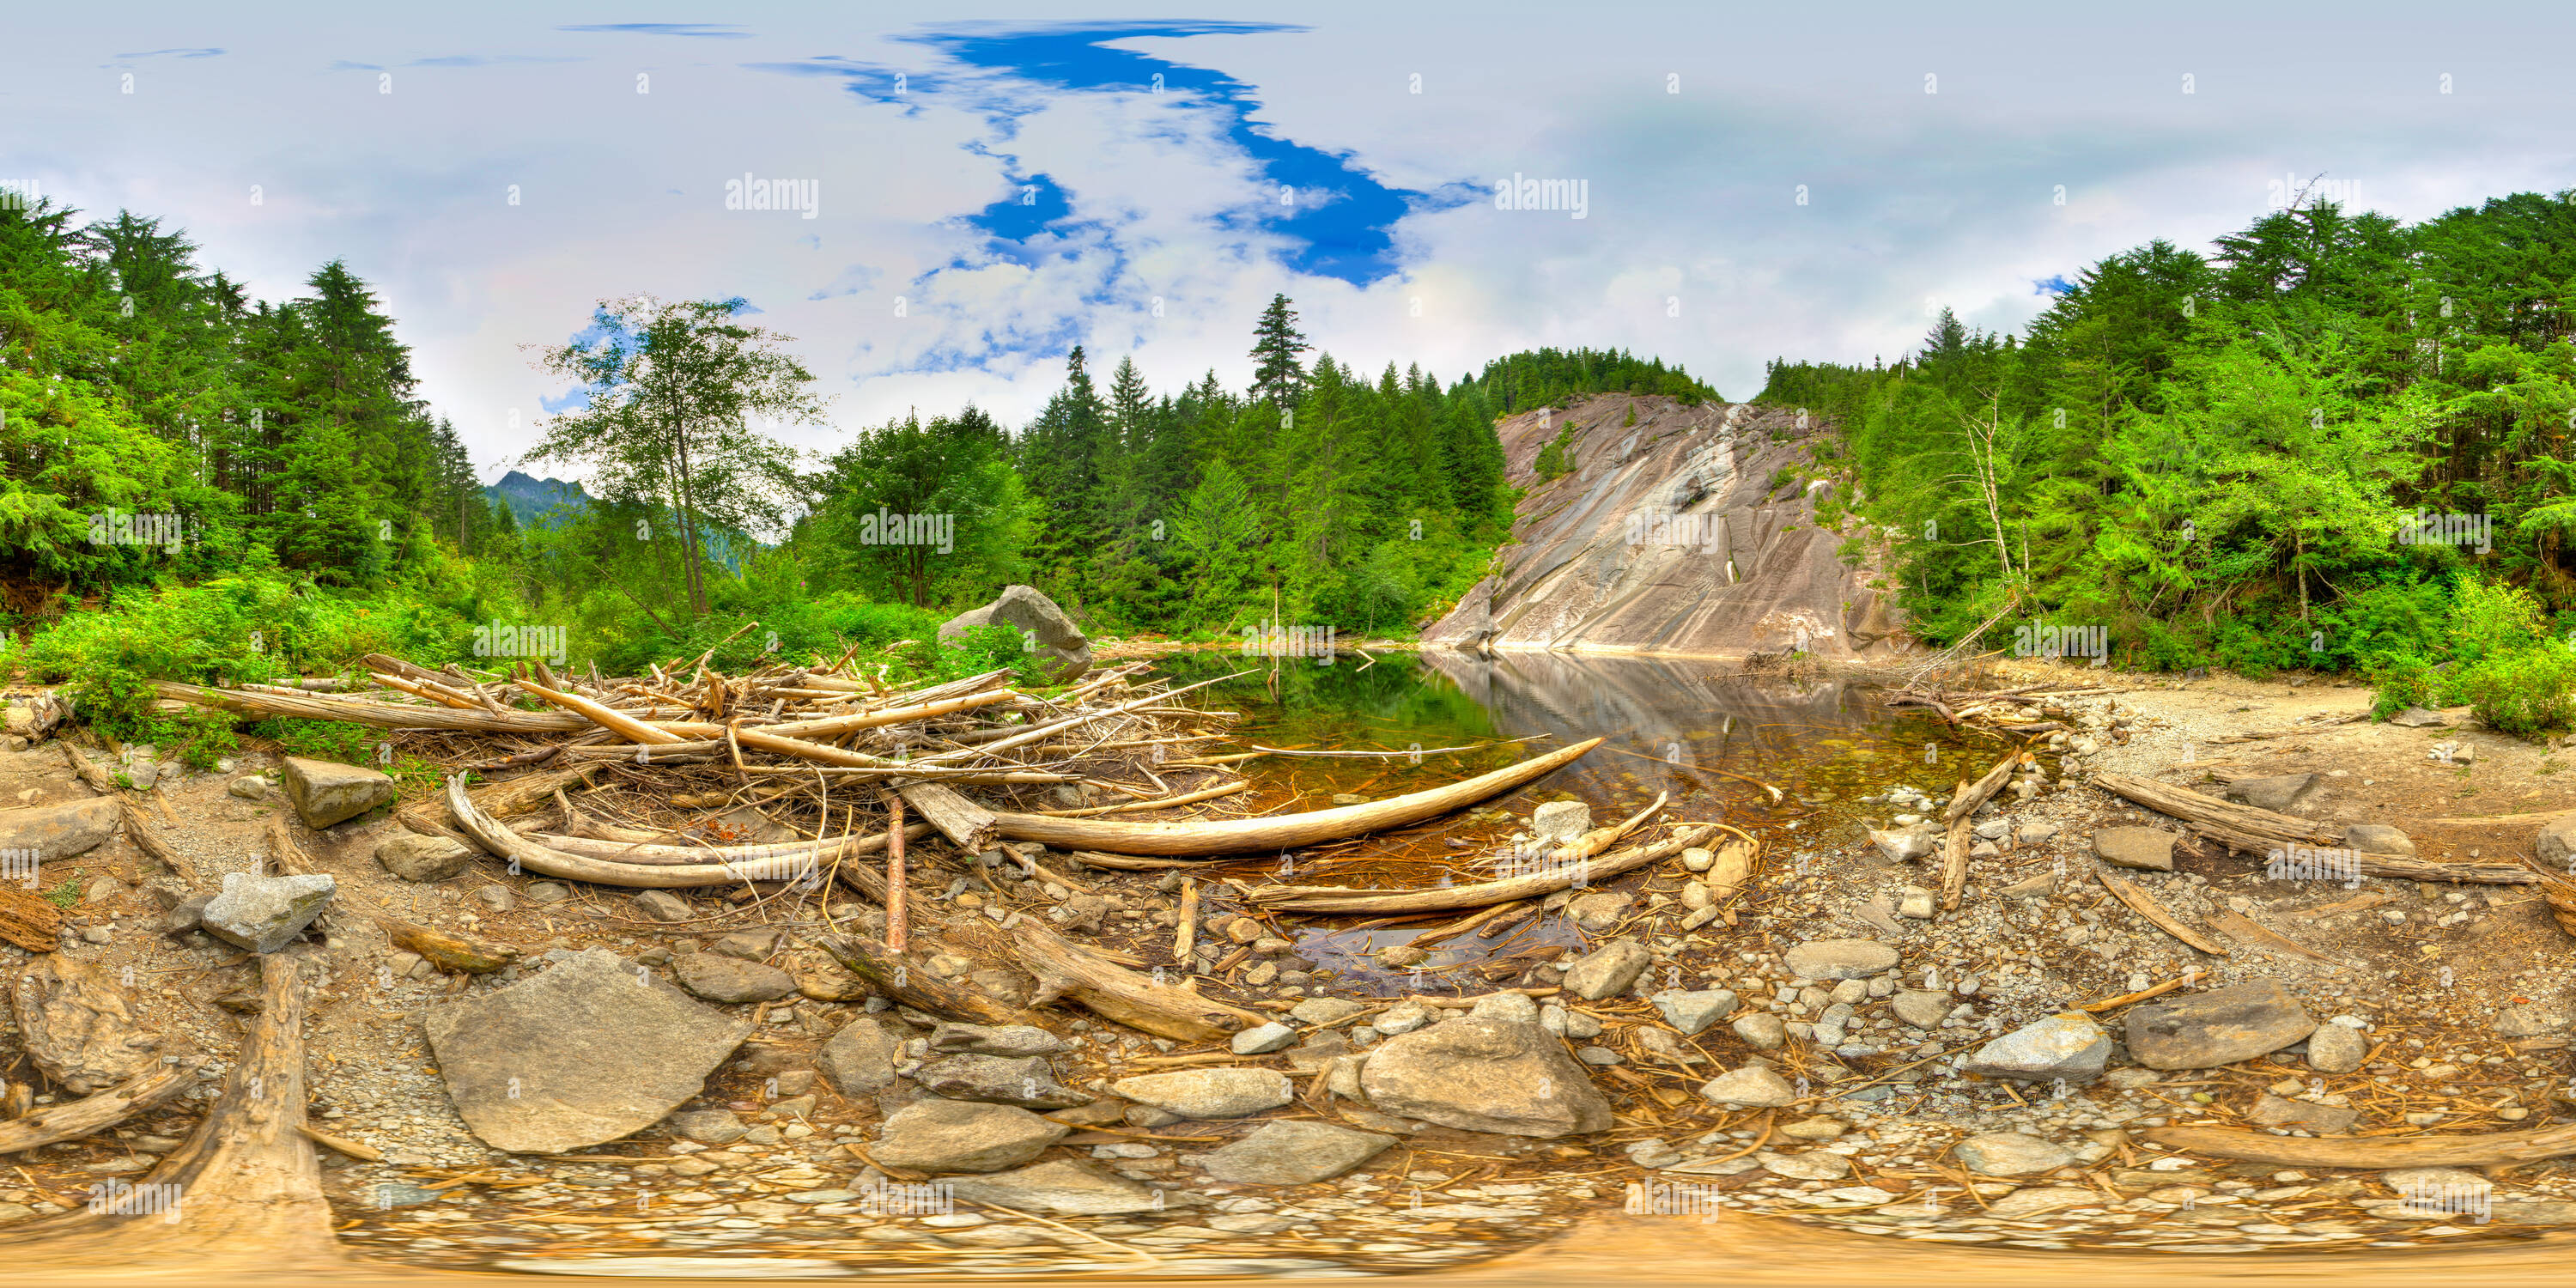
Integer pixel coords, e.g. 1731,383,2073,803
1109,1067,1294,1120
200,871,336,954
1201,1120,1394,1185
277,756,396,829
942,1159,1164,1215
424,949,753,1153
872,1099,1070,1174
0,798,119,862
1359,1018,1613,1138
2125,981,2315,1069
937,585,1091,683
1963,1012,2110,1083
376,833,476,882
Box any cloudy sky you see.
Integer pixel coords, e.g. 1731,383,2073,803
8,3,2571,480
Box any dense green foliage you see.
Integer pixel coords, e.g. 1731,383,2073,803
1760,193,2576,720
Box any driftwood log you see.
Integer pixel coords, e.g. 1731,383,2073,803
0,1058,200,1153
1015,923,1267,1042
896,780,999,853
398,763,595,839
992,737,1605,855
1244,823,1720,914
2095,868,2232,955
2144,1121,2576,1168
2095,773,2536,884
447,776,838,889
815,933,1034,1026
1940,750,2022,910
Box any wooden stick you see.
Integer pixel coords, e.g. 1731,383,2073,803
2077,975,2190,1013
884,791,908,953
1245,823,1716,914
2142,1121,2576,1169
2095,867,2231,955
1939,750,2020,911
1036,781,1250,817
896,781,999,853
1173,878,1199,963
513,676,685,744
118,799,197,883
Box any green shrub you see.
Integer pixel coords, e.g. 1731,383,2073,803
1534,423,1578,481
2455,641,2576,737
2365,653,2438,720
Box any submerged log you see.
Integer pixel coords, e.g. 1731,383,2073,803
992,737,1605,855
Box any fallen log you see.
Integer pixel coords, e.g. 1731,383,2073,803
992,737,1605,855
897,780,999,853
378,917,523,974
2142,1121,2576,1169
1015,923,1267,1042
447,775,838,889
2095,867,2231,956
0,1059,200,1153
815,933,1034,1026
1940,750,2021,911
398,763,596,839
156,679,592,734
1244,823,1720,914
2096,773,2537,884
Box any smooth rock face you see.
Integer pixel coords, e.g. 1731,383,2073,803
277,756,396,829
200,871,336,954
2343,823,2417,858
376,833,476,882
9,955,161,1094
1653,990,1739,1036
1965,1012,2111,1083
917,1054,1088,1109
1783,939,1899,981
1201,1120,1395,1185
0,798,119,862
1530,800,1593,845
929,1022,1068,1058
1698,1064,1796,1109
872,1099,1071,1174
936,585,1091,683
1955,1132,2075,1176
2248,1093,2358,1134
817,1017,901,1096
425,949,753,1154
2226,774,2320,814
1360,1018,1613,1138
2306,1022,2368,1072
1111,1068,1295,1120
2495,1002,2573,1038
941,1159,1163,1215
672,953,798,1004
2092,827,2176,872
2125,981,2316,1069
1561,940,1651,1001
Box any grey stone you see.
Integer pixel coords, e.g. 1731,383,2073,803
200,871,335,954
1755,1149,1851,1180
2125,981,2316,1069
937,585,1092,683
1731,1012,1787,1050
1973,818,2013,841
1965,1012,2111,1082
276,756,396,829
1360,1018,1613,1137
941,1159,1164,1216
2018,820,2062,843
1468,990,1540,1024
1651,990,1739,1036
1955,1132,2075,1176
227,775,273,802
158,893,214,939
2495,1002,2573,1038
1530,800,1593,845
1565,890,1634,933
425,948,753,1153
1698,1064,1796,1109
666,1109,746,1144
2387,707,2449,727
2247,1093,2358,1134
1201,1120,1395,1185
2541,817,2576,867
2093,827,2176,872
817,1017,902,1096
917,1054,1088,1109
1783,939,1899,981
1895,886,1936,919
525,881,571,904
2344,823,2416,858
1290,997,1367,1026
2226,774,2320,814
1231,1022,1298,1055
1374,1001,1432,1036
632,890,691,922
873,1099,1071,1174
0,798,119,863
1561,939,1651,1001
2307,1021,2367,1072
1867,826,1940,864
1891,990,1953,1030
476,885,516,913
672,953,798,1004
375,833,476,882
1111,1067,1294,1119
929,1022,1068,1057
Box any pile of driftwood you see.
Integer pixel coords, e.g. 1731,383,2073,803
1885,682,2108,735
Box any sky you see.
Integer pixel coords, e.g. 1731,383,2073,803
7,3,2573,483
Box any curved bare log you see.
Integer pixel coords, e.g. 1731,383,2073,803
0,1059,200,1154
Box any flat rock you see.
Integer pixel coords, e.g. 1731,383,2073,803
1468,990,1540,1024
2387,707,2450,727
1200,1120,1394,1185
277,756,396,829
672,952,799,1004
1561,939,1651,1001
2541,816,2576,866
2247,1093,2359,1134
1111,1067,1294,1119
0,798,118,863
2343,823,2416,858
1955,1132,2075,1176
1231,1022,1298,1055
1565,890,1633,933
425,948,752,1153
1698,1064,1796,1109
2226,774,2320,814
1964,1012,2110,1082
917,1054,1087,1109
375,833,476,882
937,585,1091,683
9,954,161,1094
1731,1012,1787,1050
2495,1002,2573,1038
1360,1018,1613,1137
1755,1149,1850,1181
1651,989,1738,1036
1290,997,1368,1026
1530,800,1592,845
1891,989,1953,1030
872,1099,1070,1174
2125,981,2315,1069
632,890,691,922
1783,939,1899,981
929,1022,1067,1058
941,1159,1163,1215
200,871,335,954
2092,827,2175,872
817,1017,902,1096
1984,1186,2097,1219
2018,820,2062,843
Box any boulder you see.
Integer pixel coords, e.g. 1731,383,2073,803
424,948,753,1153
928,1022,1068,1058
1359,1018,1612,1137
1782,939,1899,981
1698,1064,1796,1109
2124,981,2316,1069
9,955,161,1094
632,890,692,923
941,1159,1164,1216
872,1099,1070,1174
1867,826,1940,864
1110,1067,1294,1120
2537,816,2576,867
376,834,476,883
2307,1020,2367,1072
1963,1012,2110,1082
1561,940,1652,1001
2092,827,2175,872
916,1054,1088,1109
1200,1120,1394,1185
1955,1132,2075,1176
817,1016,902,1096
672,952,799,1004
937,585,1091,683
1651,989,1739,1036
199,871,335,954
2343,823,2416,858
0,798,119,863
2224,774,2320,814
277,756,396,829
